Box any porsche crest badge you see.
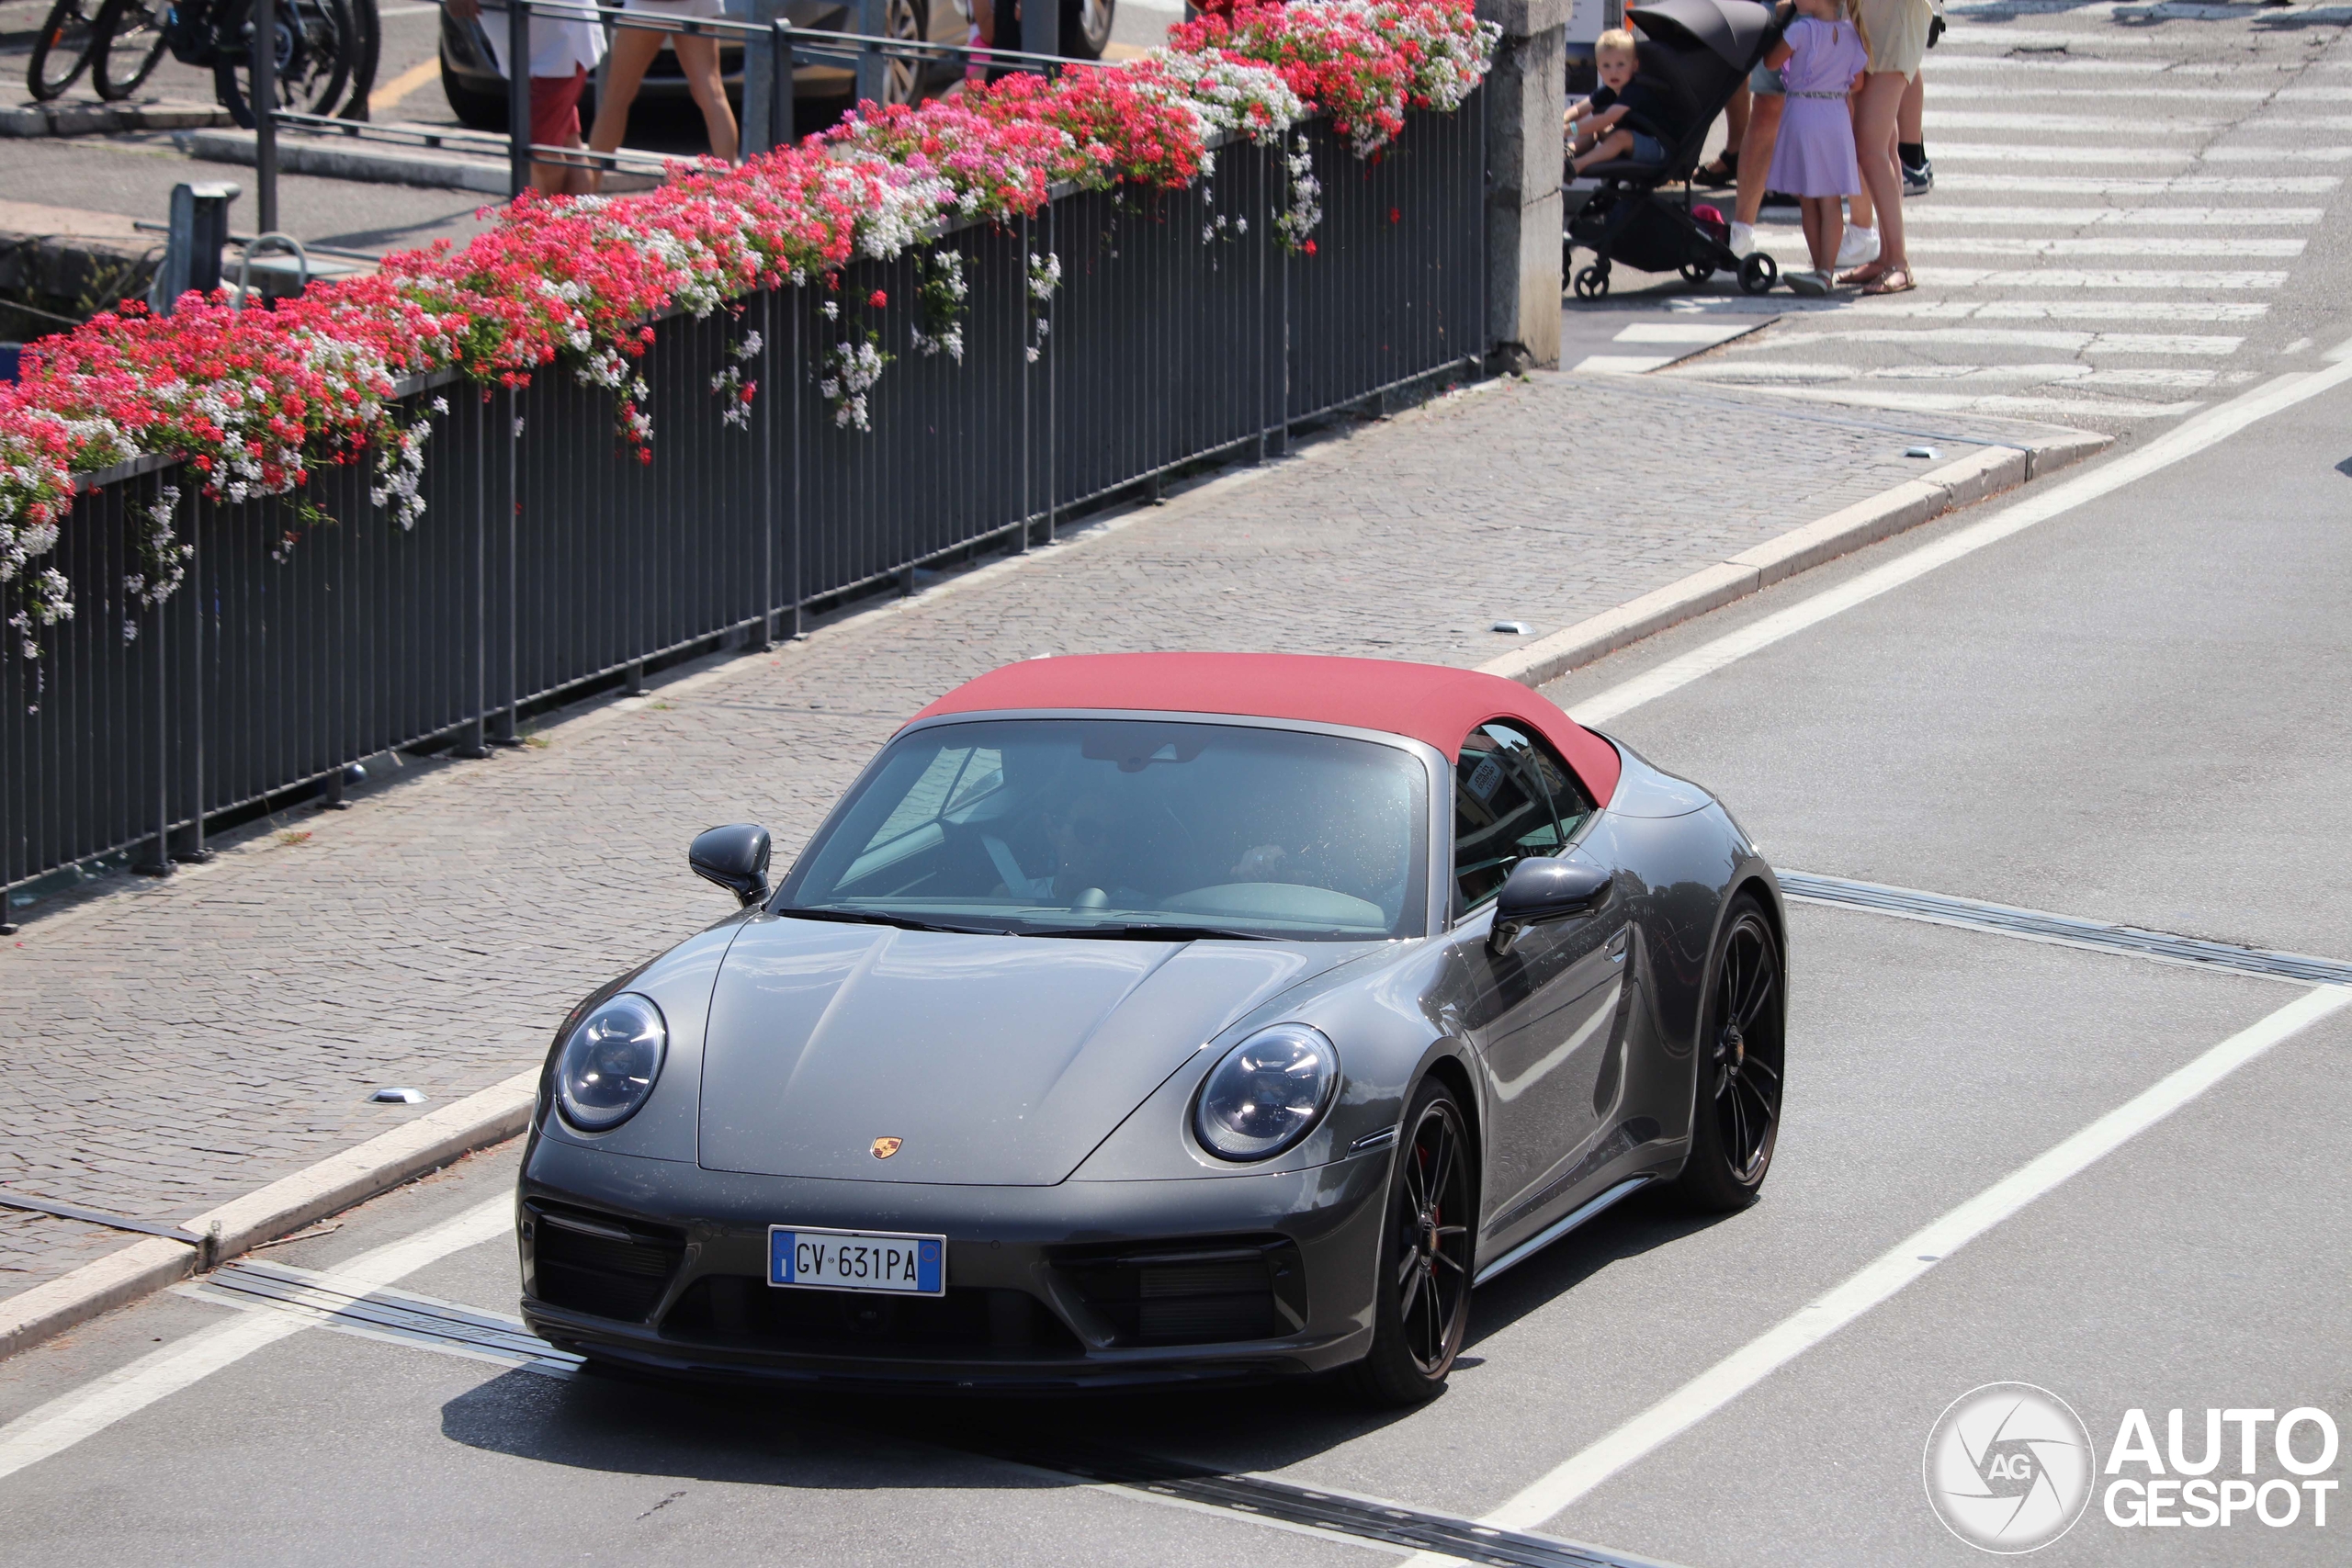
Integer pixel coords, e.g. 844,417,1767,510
870,1136,903,1159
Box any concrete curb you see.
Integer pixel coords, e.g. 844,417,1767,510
0,403,2108,1366
1476,429,2109,689
179,128,663,194
0,1071,535,1361
1,100,234,138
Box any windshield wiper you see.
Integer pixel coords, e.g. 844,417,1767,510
775,907,1008,936
1015,922,1284,942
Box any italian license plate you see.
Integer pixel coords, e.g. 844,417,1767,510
767,1225,945,1296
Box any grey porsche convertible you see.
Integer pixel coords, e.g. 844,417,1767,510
517,652,1787,1404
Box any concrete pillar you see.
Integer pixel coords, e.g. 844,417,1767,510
1480,0,1567,372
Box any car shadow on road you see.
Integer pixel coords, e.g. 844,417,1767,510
438,1186,1734,1495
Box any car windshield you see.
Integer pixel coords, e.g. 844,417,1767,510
776,718,1430,941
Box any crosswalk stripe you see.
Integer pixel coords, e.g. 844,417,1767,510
1665,382,2211,418
1929,85,2277,100
1929,142,2352,164
1655,299,2270,322
1755,234,2304,258
1753,329,2244,355
1905,268,2288,288
1902,206,2322,225
1923,111,2222,132
2232,117,2352,132
1673,362,2230,391
1935,175,2340,194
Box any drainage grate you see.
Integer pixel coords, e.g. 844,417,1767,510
189,1259,1678,1568
1781,872,2352,987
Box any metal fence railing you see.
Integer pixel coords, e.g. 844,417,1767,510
0,97,1487,914
248,0,1075,211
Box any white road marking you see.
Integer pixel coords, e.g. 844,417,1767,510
1759,235,2308,258
1907,267,2289,288
1476,987,2352,1530
1674,361,2222,391
0,1196,511,1484
1570,355,2352,728
1573,355,1678,375
1922,110,2223,132
1903,206,2321,226
2233,117,2352,131
1928,84,2276,99
1665,299,2269,322
1677,387,2207,418
1610,323,1756,345
1932,142,2352,163
1936,175,2340,193
1749,328,2243,355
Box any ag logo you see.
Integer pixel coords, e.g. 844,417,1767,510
1924,1382,2098,1553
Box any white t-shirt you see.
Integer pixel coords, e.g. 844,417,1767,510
481,0,607,79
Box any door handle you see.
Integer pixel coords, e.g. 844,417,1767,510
1608,928,1629,963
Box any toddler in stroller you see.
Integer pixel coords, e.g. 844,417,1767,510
1565,0,1785,300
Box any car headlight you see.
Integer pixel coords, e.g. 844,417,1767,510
554,993,668,1133
1194,1023,1340,1162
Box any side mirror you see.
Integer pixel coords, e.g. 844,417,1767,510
1490,858,1612,955
690,823,772,908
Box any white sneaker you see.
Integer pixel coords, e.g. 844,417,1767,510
1837,224,1881,269
1729,220,1755,257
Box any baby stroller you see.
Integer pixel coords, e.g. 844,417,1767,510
1566,0,1782,299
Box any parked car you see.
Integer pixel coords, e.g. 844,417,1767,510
515,654,1789,1404
438,0,1114,131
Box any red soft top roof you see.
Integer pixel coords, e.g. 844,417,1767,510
908,653,1620,805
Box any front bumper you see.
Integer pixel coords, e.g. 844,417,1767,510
516,1132,1390,1391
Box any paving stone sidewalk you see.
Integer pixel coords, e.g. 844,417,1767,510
0,369,2083,1305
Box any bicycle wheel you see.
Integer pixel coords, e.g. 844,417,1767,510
91,0,171,100
214,0,353,129
338,0,378,118
27,0,102,100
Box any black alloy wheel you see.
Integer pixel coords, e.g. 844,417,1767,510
28,0,101,100
91,0,171,99
1061,0,1114,61
1349,1079,1474,1407
1675,894,1784,1211
883,0,924,107
215,0,356,130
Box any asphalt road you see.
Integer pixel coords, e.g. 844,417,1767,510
2,251,2346,1565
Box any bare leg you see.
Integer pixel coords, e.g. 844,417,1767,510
587,25,667,169
1847,90,1874,232
1733,92,1783,227
1800,194,1842,273
1899,67,1925,143
1572,127,1634,175
673,32,738,161
1700,85,1749,181
1844,71,1909,282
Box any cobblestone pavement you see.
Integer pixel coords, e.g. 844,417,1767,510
0,369,2082,1303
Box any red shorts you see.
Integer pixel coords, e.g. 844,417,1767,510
529,66,587,150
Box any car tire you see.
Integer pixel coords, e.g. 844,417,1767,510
1672,893,1784,1213
1346,1077,1474,1408
1061,0,1113,60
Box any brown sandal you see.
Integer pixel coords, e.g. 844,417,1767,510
1837,261,1891,287
1861,267,1916,296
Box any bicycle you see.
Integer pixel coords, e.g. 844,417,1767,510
25,0,103,100
85,0,372,114
84,0,357,125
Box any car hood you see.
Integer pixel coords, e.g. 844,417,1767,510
697,917,1359,1185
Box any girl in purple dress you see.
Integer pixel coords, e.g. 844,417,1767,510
1763,0,1871,295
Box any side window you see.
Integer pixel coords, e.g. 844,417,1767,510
1451,722,1597,916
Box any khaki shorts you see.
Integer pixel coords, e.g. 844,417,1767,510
1859,0,1932,77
